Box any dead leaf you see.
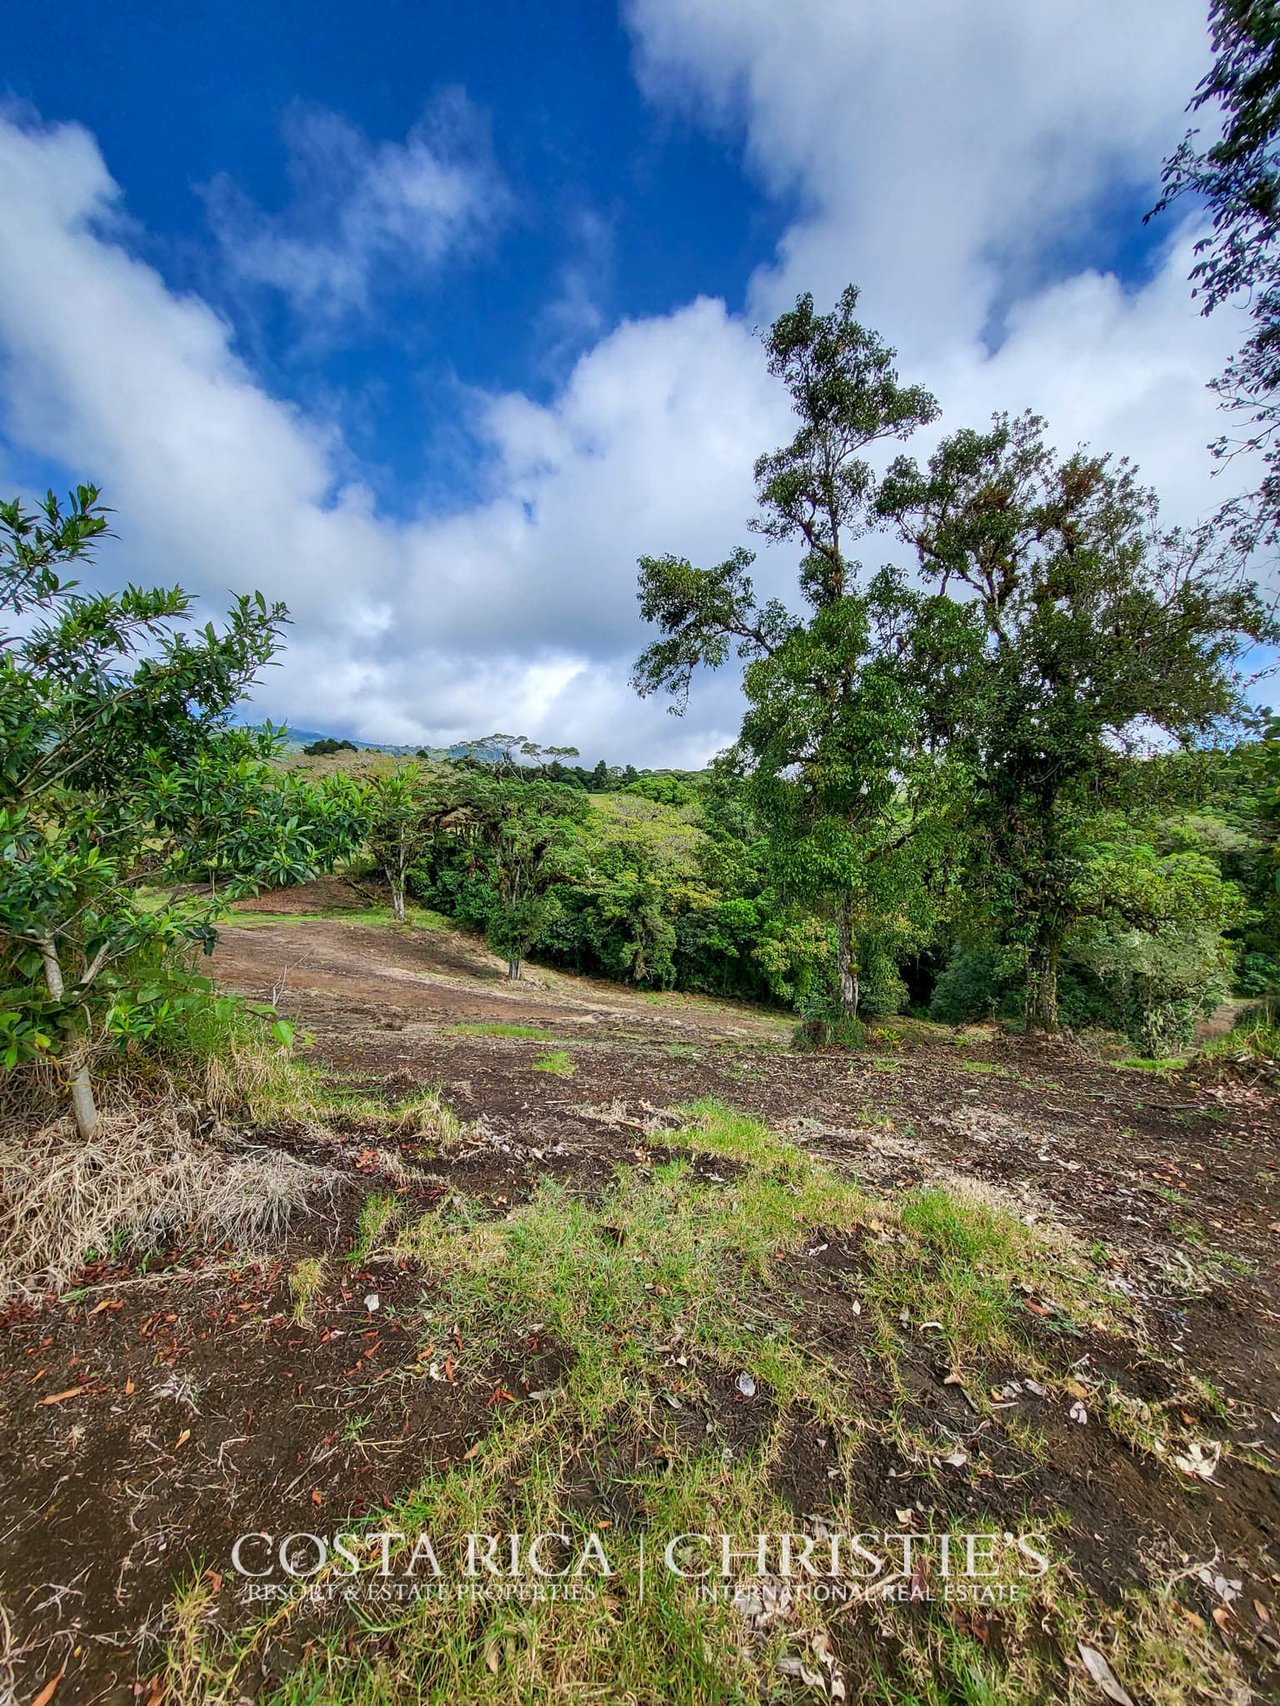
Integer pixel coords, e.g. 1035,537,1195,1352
174,1428,191,1450
1077,1642,1136,1706
38,1386,84,1406
1171,1439,1222,1480
31,1671,64,1706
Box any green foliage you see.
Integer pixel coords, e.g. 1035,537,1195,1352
635,286,967,1020
302,737,357,756
1152,0,1280,544
880,408,1274,1031
0,486,361,1135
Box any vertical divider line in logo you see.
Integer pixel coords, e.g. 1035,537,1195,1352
638,1531,645,1603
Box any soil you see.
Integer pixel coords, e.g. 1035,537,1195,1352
3,887,1279,1701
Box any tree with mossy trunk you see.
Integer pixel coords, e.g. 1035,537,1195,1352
632,286,965,1021
878,411,1275,1033
0,487,363,1139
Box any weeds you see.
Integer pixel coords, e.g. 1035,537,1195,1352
532,1049,575,1077
288,1255,327,1322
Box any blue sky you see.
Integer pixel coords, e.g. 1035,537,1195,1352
3,0,786,514
0,1,1257,761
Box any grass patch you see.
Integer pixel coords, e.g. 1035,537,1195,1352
287,1255,327,1323
445,1023,558,1041
227,902,448,931
533,1049,575,1077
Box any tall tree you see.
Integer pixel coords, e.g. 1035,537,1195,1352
633,287,961,1022
879,411,1275,1031
1151,0,1280,541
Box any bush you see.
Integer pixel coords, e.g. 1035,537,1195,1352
928,947,1000,1023
792,1014,867,1051
303,737,357,756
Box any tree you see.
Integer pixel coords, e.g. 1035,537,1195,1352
1151,0,1280,542
879,411,1275,1031
0,487,357,1138
633,286,958,1022
364,764,460,922
465,779,589,978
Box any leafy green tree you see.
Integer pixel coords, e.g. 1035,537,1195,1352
156,739,367,898
1151,0,1280,543
0,487,356,1138
364,763,462,922
466,779,590,978
633,286,962,1021
879,411,1275,1031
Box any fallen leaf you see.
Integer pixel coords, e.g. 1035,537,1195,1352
1171,1439,1222,1480
38,1386,84,1406
30,1671,64,1706
174,1428,191,1450
1077,1642,1136,1706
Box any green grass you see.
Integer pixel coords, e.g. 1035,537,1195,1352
226,902,448,931
1117,1055,1189,1073
532,1049,575,1077
287,1255,326,1322
163,1100,1235,1706
445,1022,558,1041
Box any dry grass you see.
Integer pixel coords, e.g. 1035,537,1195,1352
0,1092,342,1296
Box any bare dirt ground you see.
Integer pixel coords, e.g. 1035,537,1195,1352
3,884,1280,1702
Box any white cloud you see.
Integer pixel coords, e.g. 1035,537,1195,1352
0,112,778,761
627,0,1211,348
204,92,508,319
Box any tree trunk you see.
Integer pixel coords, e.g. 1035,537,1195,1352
390,881,405,923
38,936,99,1142
508,957,521,981
1024,928,1061,1035
836,897,859,1020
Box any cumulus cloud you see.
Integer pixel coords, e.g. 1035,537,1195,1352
203,92,508,320
0,112,778,759
0,4,1267,763
627,0,1211,348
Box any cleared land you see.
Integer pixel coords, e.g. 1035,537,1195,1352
2,880,1278,1703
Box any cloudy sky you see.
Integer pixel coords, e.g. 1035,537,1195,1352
0,0,1254,763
